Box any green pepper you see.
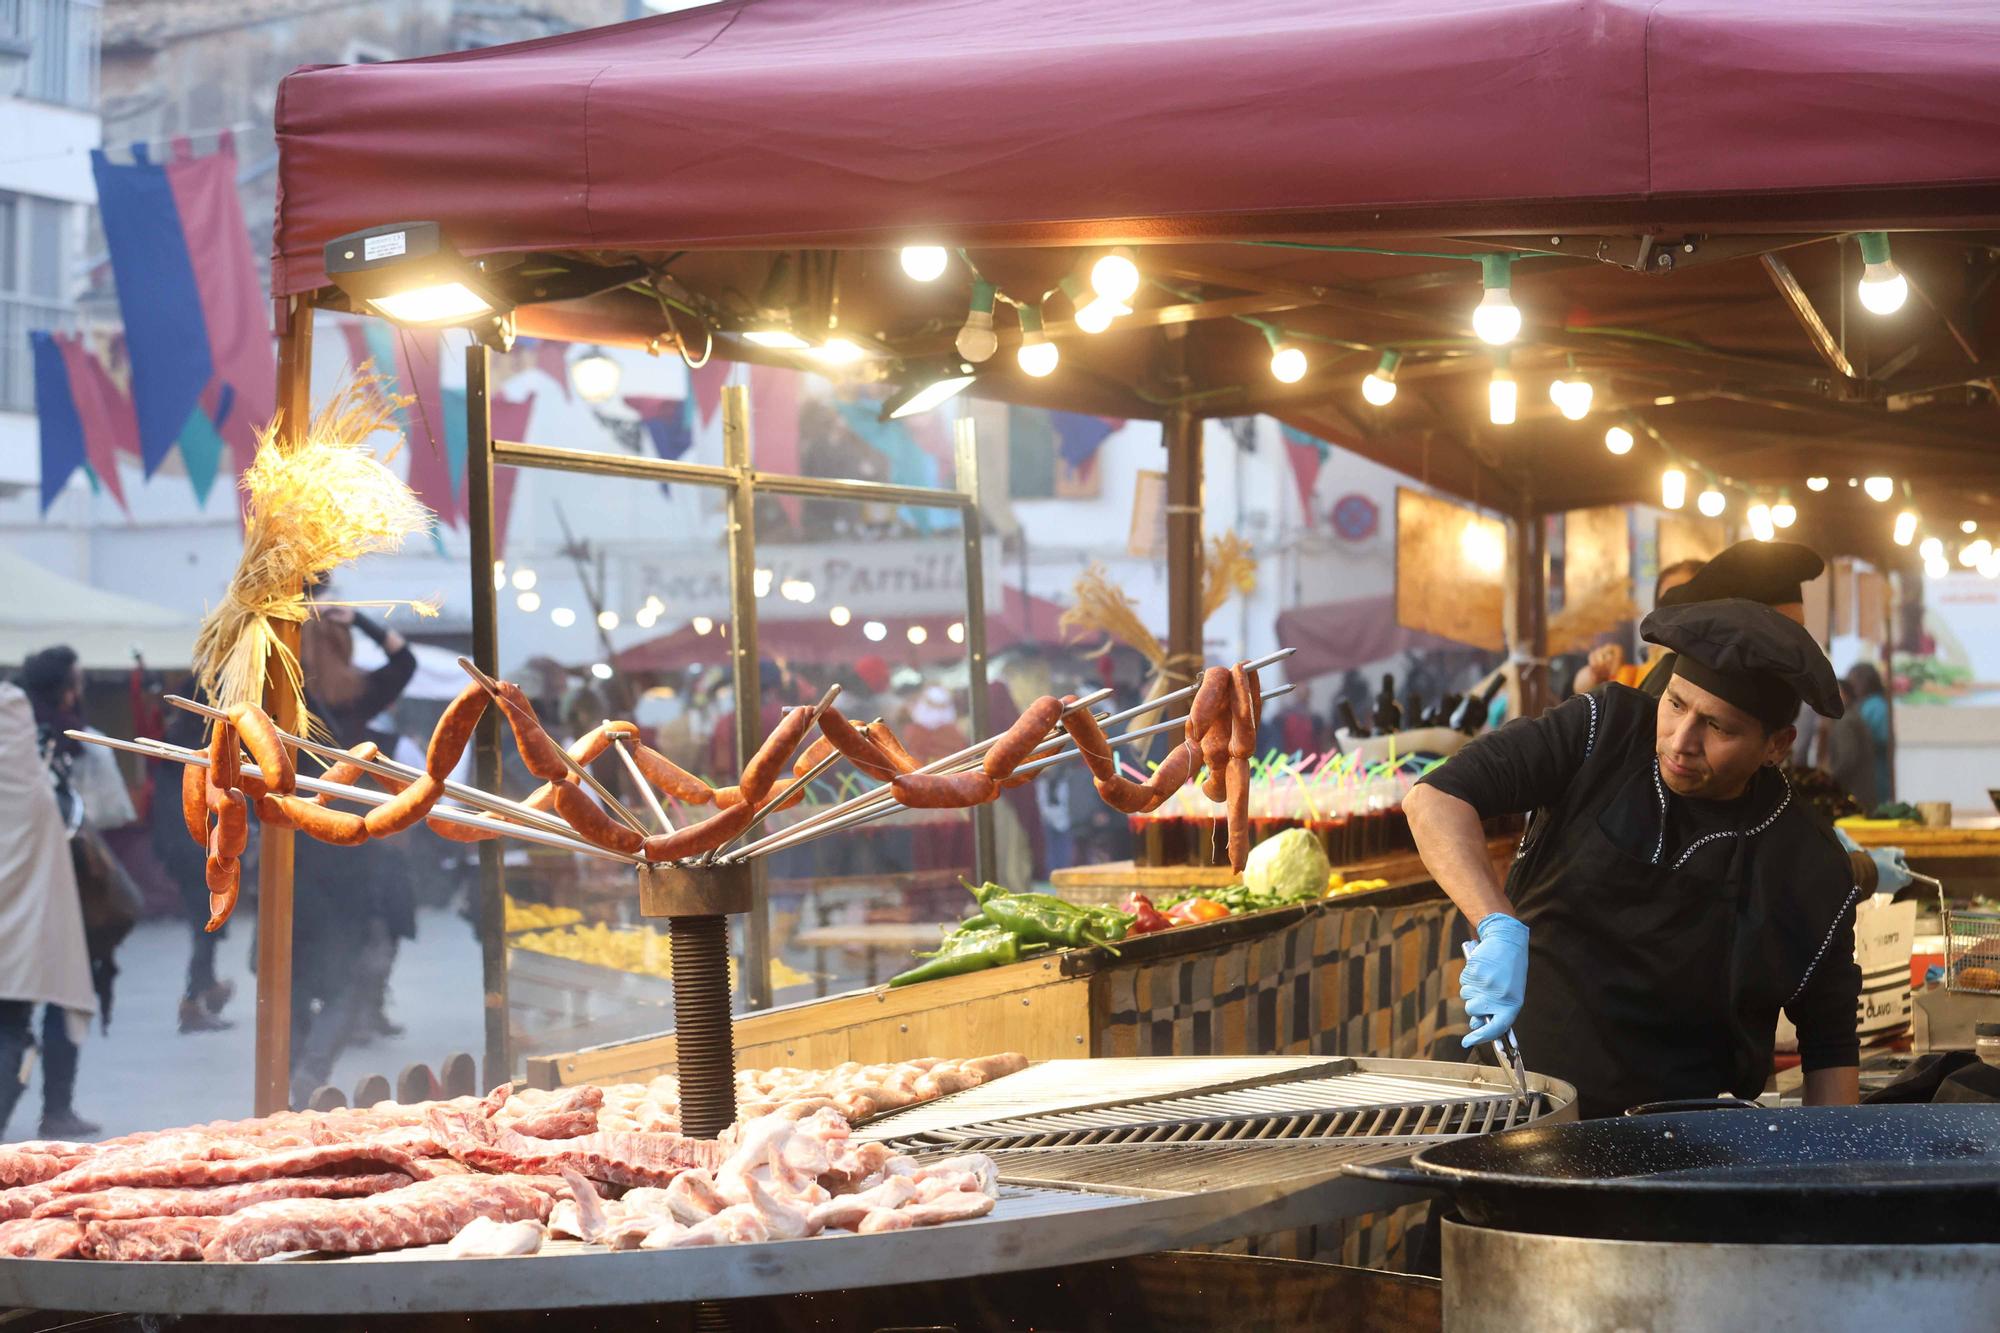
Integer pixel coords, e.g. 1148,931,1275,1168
951,912,993,935
888,927,1028,987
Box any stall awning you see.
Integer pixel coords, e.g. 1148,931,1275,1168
272,0,2000,296
1274,595,1476,682
0,548,201,671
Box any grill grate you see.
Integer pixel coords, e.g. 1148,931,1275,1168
956,1140,1423,1196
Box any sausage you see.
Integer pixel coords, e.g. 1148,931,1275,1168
428,809,502,842
226,702,295,795
1228,666,1257,760
1186,667,1229,748
207,786,249,858
550,781,645,855
523,781,563,813
999,770,1038,789
631,745,714,805
712,785,744,809
1060,704,1119,782
793,735,836,778
426,683,489,779
1225,754,1251,872
254,793,295,828
274,796,369,846
1200,711,1233,800
363,774,445,838
207,720,240,793
763,776,809,813
204,855,240,932
892,771,999,809
642,801,755,862
864,722,920,776
314,742,383,804
236,768,271,801
1092,774,1154,815
491,680,571,782
741,706,815,804
817,708,898,781
569,720,638,768
181,762,208,847
1140,739,1197,804
983,695,1061,780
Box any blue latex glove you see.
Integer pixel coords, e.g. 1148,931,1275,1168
1869,846,1913,893
1833,826,1861,853
1460,912,1530,1048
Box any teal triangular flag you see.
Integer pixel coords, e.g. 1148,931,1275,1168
176,402,227,506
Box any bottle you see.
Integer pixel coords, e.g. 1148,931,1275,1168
1977,1022,2000,1069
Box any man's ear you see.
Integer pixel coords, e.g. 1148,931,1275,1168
1766,724,1798,765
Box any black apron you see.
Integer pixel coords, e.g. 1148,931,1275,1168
1504,694,1850,1119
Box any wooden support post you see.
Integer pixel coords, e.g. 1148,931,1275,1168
955,417,996,888
1507,504,1551,721
464,341,510,1087
1164,409,1204,713
254,297,313,1116
722,385,772,1012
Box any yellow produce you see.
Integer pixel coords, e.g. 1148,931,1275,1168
510,919,810,989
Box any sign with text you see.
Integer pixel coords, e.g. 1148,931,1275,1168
626,538,1000,621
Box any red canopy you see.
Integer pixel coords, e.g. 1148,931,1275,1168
1274,596,1475,681
272,0,2000,295
616,585,1072,673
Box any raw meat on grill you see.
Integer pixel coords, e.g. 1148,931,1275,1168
55,1140,425,1194
0,1216,86,1258
33,1172,413,1221
446,1215,545,1258
80,1216,224,1262
202,1174,560,1263
427,1106,720,1188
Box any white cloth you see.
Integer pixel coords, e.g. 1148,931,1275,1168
72,729,137,830
0,685,96,1017
910,685,957,730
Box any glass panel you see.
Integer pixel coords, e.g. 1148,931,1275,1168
25,196,65,301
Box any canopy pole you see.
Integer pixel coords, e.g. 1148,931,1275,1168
254,296,312,1116
723,384,772,1012
464,340,511,1087
1507,503,1550,721
955,417,996,888
1164,409,1205,710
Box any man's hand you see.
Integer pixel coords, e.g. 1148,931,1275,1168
1587,643,1625,680
1461,913,1530,1046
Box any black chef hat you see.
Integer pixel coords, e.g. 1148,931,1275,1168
1641,598,1843,727
1656,539,1824,610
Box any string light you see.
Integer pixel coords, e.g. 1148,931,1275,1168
900,246,949,282
1772,498,1796,528
1961,539,1991,568
1089,248,1141,305
1488,355,1516,425
1920,536,1945,561
590,662,613,681
551,607,577,628
569,348,621,403
1662,468,1687,510
1264,328,1307,383
1982,550,2000,580
1604,425,1634,455
862,620,887,642
597,610,620,630
828,605,851,627
515,591,541,613
955,282,999,362
493,561,506,591
1925,553,1951,580
1549,375,1593,421
947,622,965,644
691,615,714,635
1472,254,1521,346
1016,305,1059,377
907,626,928,645
1963,520,1980,535
1863,476,1894,502
635,606,659,629
1855,232,1908,315
1893,510,1919,546
1748,502,1775,542
1361,351,1400,406
511,568,537,591
1806,476,1829,491
1697,487,1726,518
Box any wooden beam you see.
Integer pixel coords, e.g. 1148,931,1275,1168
1042,292,1305,340
1760,253,1856,378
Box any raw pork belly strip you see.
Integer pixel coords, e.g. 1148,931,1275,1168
56,1141,423,1194
81,1216,224,1262
0,1142,93,1187
507,1085,603,1140
0,1216,85,1259
428,1107,720,1188
34,1173,414,1221
0,1184,59,1221
203,1174,558,1264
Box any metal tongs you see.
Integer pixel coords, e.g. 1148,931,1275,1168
1463,941,1532,1118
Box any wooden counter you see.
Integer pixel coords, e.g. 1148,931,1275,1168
1841,819,2000,859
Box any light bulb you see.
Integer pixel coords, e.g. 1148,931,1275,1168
1772,501,1796,528
1555,377,1592,420
1074,297,1127,334
1893,510,1918,546
954,281,999,362
1926,555,1951,580
947,622,965,644
635,607,658,629
597,609,620,630
1472,255,1520,345
691,615,714,635
493,562,506,590
1488,367,1516,425
1748,503,1775,542
1361,351,1400,406
1604,425,1634,455
1960,541,1986,568
515,591,541,613
1016,305,1058,378
1920,536,1945,561
1806,476,1829,492
1090,248,1140,304
907,625,928,645
1459,523,1504,574
511,568,537,590
1982,551,2000,580
862,620,887,642
1963,520,1980,535
828,605,851,627
753,567,773,598
900,246,949,282
551,607,577,628
1696,488,1726,518
1863,476,1894,503
813,337,866,366
569,349,621,403
590,662,613,681
1661,468,1687,509
1855,232,1907,315
1268,342,1307,384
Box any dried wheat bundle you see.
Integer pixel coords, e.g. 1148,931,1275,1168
1203,532,1258,621
1059,562,1164,666
191,370,435,728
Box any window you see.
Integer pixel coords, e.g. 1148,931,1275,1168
1,0,101,110
0,191,77,412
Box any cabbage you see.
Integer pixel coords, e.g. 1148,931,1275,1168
1243,828,1332,903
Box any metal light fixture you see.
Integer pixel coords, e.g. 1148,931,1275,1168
1661,468,1688,510
569,347,621,403
324,222,509,330
883,368,976,420
1855,232,1908,316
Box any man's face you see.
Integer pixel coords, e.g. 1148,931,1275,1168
1656,674,1794,800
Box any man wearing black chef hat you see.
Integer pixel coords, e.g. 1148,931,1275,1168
1406,597,1861,1117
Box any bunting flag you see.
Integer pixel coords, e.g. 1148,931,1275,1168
520,338,572,400
620,394,693,497
749,366,801,525
489,391,535,557
832,398,953,534
689,358,730,429
1052,411,1120,473
1281,425,1331,529
32,331,134,514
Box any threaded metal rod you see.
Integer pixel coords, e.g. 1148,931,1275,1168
669,913,737,1139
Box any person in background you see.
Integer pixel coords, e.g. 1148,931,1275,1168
1845,662,1894,809
1570,559,1708,694
986,679,1048,884
902,684,970,765
0,674,100,1140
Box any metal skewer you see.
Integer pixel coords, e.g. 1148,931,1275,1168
697,683,844,866
161,694,579,843
608,733,676,836
70,731,642,865
456,657,654,839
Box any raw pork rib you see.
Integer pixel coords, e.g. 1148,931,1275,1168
507,1086,603,1140
427,1106,719,1188
34,1173,413,1221
80,1216,223,1262
203,1174,558,1264
0,1217,85,1258
0,1184,59,1221
0,1142,91,1187
57,1141,424,1194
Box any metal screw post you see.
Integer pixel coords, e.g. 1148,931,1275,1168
640,862,755,1139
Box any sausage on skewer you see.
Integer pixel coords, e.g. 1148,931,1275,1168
228,703,295,795
489,681,571,783
550,781,645,855
740,706,815,804
425,683,490,779
207,786,249,858
364,774,445,838
180,762,208,847
274,797,370,846
1060,703,1119,782
204,855,240,932
207,720,240,793
1228,666,1257,761
793,735,836,778
1225,754,1251,872
817,708,898,781
1187,667,1229,748
643,801,755,862
630,744,714,806
982,695,1062,781
313,742,382,805
892,771,998,809
864,722,920,776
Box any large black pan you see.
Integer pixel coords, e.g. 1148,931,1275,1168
1346,1103,2000,1244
